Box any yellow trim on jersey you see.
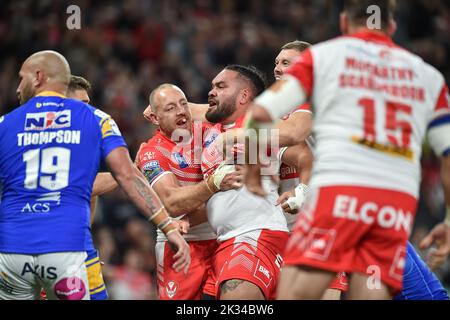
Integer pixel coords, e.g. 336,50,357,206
85,256,100,267
90,284,106,295
86,259,105,292
351,136,414,161
36,91,66,98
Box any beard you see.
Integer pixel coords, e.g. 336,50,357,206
205,98,236,124
19,81,35,105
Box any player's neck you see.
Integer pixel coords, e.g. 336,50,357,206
221,105,248,126
35,85,67,98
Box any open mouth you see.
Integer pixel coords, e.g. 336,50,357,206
208,99,217,108
176,118,188,126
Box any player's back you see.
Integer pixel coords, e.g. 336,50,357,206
302,31,449,198
0,92,116,254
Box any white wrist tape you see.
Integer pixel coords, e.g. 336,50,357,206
445,206,450,227
211,163,236,191
286,183,309,211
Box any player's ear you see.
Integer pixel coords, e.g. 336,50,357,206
143,105,158,125
239,88,251,105
33,69,44,88
387,19,397,37
339,12,349,35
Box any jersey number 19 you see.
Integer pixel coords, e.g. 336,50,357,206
23,147,71,191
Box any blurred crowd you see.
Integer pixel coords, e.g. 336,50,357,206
0,0,449,298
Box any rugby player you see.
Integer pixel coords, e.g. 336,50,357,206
244,0,450,299
136,83,242,300
0,51,189,300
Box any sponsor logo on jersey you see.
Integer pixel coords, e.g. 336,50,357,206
332,195,413,233
203,133,218,148
54,277,87,300
351,136,414,161
254,260,272,288
21,192,61,214
166,281,178,299
25,110,71,131
173,152,188,169
21,263,57,280
142,160,164,182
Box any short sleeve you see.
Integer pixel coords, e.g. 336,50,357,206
137,144,172,185
94,109,127,159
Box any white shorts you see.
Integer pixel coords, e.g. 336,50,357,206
0,252,89,300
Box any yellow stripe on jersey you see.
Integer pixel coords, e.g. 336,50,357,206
90,284,106,295
86,259,105,292
351,136,414,161
85,256,100,268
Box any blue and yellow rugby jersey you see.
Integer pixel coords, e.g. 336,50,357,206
0,91,126,254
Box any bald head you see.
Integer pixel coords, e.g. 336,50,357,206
144,84,192,138
17,50,71,104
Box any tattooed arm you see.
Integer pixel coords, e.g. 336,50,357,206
105,146,190,273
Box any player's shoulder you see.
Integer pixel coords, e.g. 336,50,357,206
0,98,37,128
139,134,167,158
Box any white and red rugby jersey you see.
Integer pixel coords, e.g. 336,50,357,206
256,30,450,198
137,123,216,241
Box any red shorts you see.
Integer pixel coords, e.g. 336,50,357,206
214,230,289,300
156,239,218,300
329,272,348,292
284,185,417,292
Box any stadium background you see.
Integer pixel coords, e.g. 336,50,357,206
0,0,449,299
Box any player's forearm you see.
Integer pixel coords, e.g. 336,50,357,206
249,76,307,125
188,102,209,122
275,113,312,147
116,169,165,218
163,181,214,216
185,206,209,228
92,172,118,196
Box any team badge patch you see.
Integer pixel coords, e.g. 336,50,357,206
166,281,178,299
142,160,164,182
100,117,122,138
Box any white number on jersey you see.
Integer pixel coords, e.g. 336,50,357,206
23,147,71,191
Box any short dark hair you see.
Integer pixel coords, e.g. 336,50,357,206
343,0,396,30
224,64,267,97
68,75,91,92
281,40,311,52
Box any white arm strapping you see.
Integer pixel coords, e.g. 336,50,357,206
254,74,307,122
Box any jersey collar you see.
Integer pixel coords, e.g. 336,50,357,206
36,91,66,98
348,30,396,47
